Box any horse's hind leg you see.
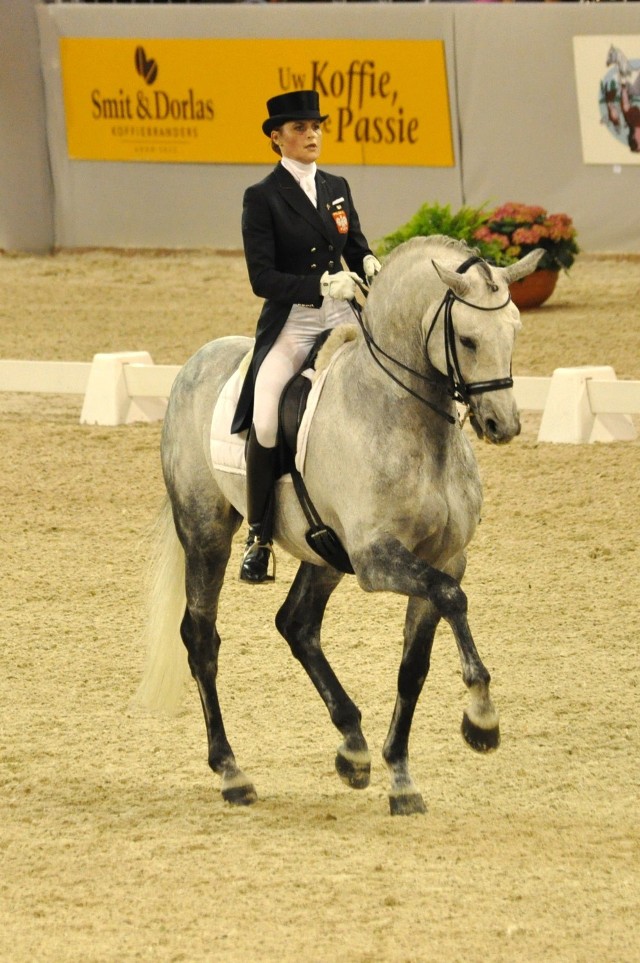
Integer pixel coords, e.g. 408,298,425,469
177,509,257,806
275,562,371,790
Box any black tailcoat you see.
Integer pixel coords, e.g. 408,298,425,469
230,162,373,435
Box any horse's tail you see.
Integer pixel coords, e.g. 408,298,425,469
130,497,191,715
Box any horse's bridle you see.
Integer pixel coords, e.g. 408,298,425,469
350,254,513,425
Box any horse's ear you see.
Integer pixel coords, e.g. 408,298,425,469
501,248,546,285
431,259,471,298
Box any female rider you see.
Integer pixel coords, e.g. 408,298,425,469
232,89,380,582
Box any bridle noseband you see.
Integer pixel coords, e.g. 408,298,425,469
351,254,513,425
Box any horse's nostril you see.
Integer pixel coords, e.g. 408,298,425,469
486,419,497,437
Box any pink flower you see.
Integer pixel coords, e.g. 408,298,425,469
473,201,578,272
473,225,511,249
490,202,546,224
545,213,576,241
512,225,547,245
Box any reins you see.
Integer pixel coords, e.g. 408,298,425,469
349,254,513,425
350,282,456,423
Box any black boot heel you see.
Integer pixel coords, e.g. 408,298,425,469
239,532,276,583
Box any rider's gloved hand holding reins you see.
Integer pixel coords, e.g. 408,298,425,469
320,270,362,301
363,254,381,283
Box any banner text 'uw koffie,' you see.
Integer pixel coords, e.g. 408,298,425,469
60,38,454,167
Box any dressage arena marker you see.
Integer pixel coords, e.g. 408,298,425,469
537,366,637,444
79,352,173,425
0,355,638,443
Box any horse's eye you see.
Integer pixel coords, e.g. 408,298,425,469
459,336,476,351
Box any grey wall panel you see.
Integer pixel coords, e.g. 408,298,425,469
455,5,640,252
0,0,53,252
25,2,640,254
36,3,462,250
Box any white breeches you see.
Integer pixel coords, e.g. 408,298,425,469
252,298,354,448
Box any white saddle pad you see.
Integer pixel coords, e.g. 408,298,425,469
209,343,349,477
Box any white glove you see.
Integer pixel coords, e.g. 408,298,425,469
363,254,382,282
320,270,361,301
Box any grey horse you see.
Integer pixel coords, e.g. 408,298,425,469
132,235,543,815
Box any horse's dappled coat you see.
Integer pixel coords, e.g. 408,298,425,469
132,235,543,815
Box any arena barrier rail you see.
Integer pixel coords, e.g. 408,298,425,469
0,355,638,444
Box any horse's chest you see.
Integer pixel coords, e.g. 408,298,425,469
442,483,482,545
413,457,483,560
366,458,481,561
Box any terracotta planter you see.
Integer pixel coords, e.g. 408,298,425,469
509,269,559,311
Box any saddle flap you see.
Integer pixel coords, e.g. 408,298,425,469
279,373,313,459
276,328,333,476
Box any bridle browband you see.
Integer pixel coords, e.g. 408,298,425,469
350,254,513,425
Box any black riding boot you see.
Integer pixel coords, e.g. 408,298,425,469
239,427,277,583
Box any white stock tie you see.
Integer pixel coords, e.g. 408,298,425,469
299,173,317,208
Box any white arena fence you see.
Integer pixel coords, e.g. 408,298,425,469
0,354,638,444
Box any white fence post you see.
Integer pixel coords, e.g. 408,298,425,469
537,366,637,444
80,351,168,426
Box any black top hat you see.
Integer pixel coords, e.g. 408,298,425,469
262,90,329,136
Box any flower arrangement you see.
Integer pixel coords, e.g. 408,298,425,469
376,202,490,258
472,202,579,274
375,201,579,276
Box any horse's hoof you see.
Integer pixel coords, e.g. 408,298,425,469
335,749,371,790
461,711,500,753
221,783,258,806
389,792,427,816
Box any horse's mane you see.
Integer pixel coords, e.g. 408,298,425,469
381,234,493,281
382,234,477,268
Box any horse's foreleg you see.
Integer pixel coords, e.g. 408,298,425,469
181,544,257,807
275,562,371,790
382,596,441,815
353,537,499,813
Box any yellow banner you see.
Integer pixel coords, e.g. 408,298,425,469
60,38,454,167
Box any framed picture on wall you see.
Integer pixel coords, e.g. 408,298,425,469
573,34,640,165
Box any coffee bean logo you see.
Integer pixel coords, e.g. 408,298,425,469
135,46,158,86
